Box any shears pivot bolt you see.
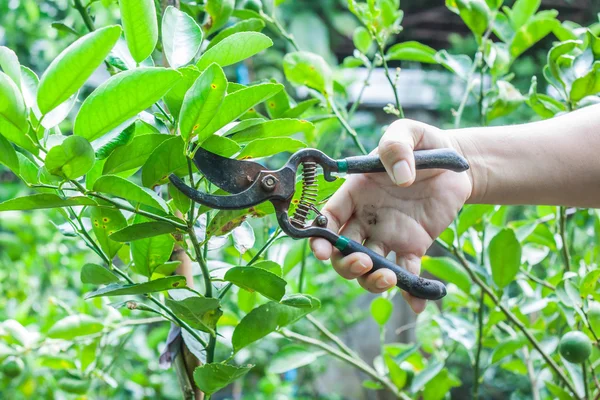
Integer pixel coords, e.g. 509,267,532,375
315,215,328,227
260,175,279,192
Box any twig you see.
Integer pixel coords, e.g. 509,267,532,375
330,100,368,155
298,241,308,292
559,206,571,271
306,315,361,360
73,0,96,32
473,291,485,399
524,348,541,400
379,45,403,118
280,329,409,400
444,244,579,396
583,362,590,400
348,60,376,118
519,268,556,291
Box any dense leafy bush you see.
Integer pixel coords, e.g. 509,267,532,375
0,0,599,399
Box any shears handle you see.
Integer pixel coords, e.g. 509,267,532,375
330,234,446,300
338,148,469,174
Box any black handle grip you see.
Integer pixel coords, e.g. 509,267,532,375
336,237,446,300
343,148,469,174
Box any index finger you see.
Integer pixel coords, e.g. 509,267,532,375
310,182,356,260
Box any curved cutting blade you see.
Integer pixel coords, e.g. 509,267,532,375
192,146,265,194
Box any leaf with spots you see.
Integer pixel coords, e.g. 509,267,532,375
84,275,187,299
90,206,128,259
179,63,227,143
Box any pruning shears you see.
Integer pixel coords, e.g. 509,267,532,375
170,146,469,300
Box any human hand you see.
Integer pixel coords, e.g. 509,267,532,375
310,120,472,313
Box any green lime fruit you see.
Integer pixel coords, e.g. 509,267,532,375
559,331,592,363
1,357,24,378
244,0,262,12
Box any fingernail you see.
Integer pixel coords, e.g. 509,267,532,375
350,261,367,275
392,160,411,185
376,275,391,289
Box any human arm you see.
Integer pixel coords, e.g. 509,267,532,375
311,104,600,313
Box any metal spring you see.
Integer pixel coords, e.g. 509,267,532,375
291,162,318,228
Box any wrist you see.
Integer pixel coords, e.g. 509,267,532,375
446,129,488,204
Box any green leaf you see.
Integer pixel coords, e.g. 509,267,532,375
110,221,177,242
130,215,175,278
201,134,241,157
489,228,521,289
80,263,120,285
90,206,127,258
570,62,600,103
252,260,282,276
119,0,158,63
509,0,541,30
103,133,170,175
44,136,95,179
47,315,104,340
166,296,222,335
95,121,137,160
0,194,96,211
267,345,324,374
74,67,181,142
230,118,314,143
0,46,21,87
0,71,34,153
84,275,186,299
449,0,491,37
510,17,559,59
164,66,200,120
207,18,265,50
384,354,407,389
490,335,528,363
281,98,321,119
204,0,235,35
237,137,306,159
386,41,438,64
193,363,253,396
281,293,321,308
153,261,181,277
435,50,473,80
421,256,471,295
162,6,203,68
195,82,283,144
0,133,18,173
527,76,566,119
353,26,372,53
141,135,187,187
580,269,600,297
232,296,320,351
224,266,287,301
169,182,192,214
546,381,575,400
422,369,461,400
370,297,393,326
197,32,272,71
410,361,444,393
39,355,77,370
37,26,121,114
57,377,90,395
283,51,333,95
179,63,227,142
94,175,168,211
457,204,494,236
487,80,525,121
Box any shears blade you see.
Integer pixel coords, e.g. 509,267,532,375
192,146,265,194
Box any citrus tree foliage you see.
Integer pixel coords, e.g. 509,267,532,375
0,0,599,399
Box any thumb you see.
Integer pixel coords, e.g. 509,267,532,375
378,120,423,187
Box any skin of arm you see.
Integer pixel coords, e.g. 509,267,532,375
455,103,600,208
311,104,600,312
